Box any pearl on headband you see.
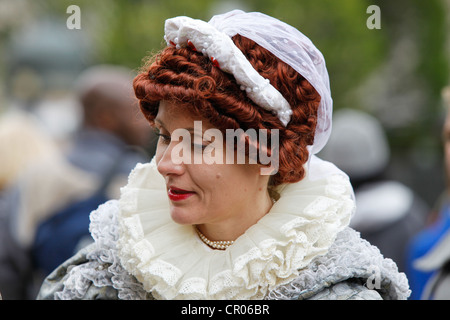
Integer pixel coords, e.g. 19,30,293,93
164,16,293,126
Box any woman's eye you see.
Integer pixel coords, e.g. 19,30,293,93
154,128,171,144
158,134,171,144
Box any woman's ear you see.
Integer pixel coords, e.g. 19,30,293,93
266,175,281,201
259,163,279,176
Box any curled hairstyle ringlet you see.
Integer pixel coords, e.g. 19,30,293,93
133,34,321,188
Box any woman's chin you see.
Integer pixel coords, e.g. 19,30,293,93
169,207,200,225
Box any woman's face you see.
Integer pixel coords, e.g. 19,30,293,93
154,101,270,236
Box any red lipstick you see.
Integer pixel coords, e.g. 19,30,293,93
168,186,195,201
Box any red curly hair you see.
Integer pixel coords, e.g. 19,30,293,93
133,34,320,188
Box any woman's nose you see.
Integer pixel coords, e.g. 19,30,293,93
156,142,185,177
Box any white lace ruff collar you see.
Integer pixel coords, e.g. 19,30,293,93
117,157,355,299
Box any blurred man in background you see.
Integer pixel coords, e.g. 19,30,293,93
319,108,428,275
0,65,156,299
406,86,450,299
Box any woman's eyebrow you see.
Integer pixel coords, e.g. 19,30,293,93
154,118,196,133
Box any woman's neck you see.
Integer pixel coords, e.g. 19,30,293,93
196,190,273,243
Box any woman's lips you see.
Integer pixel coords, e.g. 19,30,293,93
168,186,195,201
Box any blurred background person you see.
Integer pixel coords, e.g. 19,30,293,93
0,110,59,301
0,65,156,300
406,86,450,300
0,111,59,193
319,108,429,275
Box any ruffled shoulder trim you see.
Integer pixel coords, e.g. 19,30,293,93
266,227,411,300
51,200,149,300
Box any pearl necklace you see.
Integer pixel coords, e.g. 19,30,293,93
195,226,234,250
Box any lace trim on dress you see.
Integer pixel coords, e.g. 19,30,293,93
54,200,149,300
116,157,355,299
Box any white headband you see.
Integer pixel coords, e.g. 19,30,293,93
164,16,292,126
164,10,333,154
